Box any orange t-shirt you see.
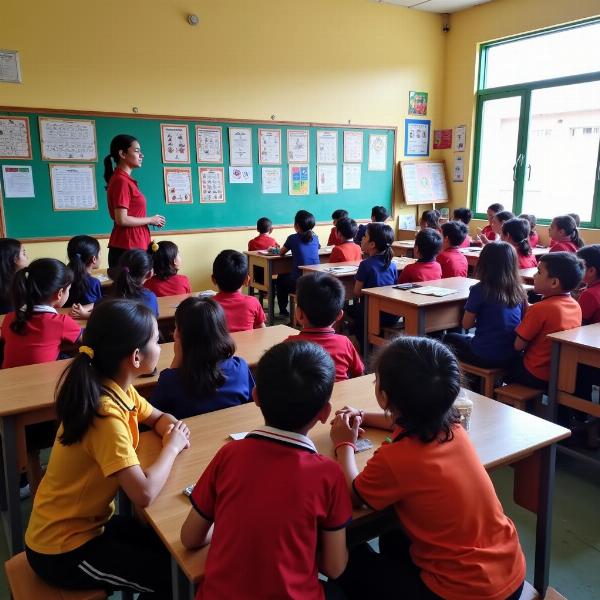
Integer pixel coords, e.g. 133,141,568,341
354,425,525,600
515,294,582,381
329,241,362,263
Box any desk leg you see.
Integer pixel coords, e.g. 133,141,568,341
267,262,275,326
417,309,426,336
363,295,370,366
0,416,23,554
547,342,561,422
171,556,195,600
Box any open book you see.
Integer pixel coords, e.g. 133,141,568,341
410,286,459,297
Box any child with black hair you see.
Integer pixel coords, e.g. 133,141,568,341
509,252,584,389
453,207,473,247
66,235,102,320
478,202,504,242
501,218,537,269
577,244,600,324
437,222,468,277
518,214,539,248
419,209,441,232
0,238,28,314
213,249,265,332
145,240,191,296
248,217,279,251
180,340,351,599
479,210,515,245
289,273,363,381
548,215,585,253
330,336,525,600
354,205,389,245
151,297,254,419
398,229,442,283
330,218,362,263
328,209,349,246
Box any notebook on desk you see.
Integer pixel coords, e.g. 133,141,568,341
410,286,459,297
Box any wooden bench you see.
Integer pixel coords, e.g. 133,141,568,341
5,552,107,600
381,321,405,340
495,383,544,411
289,293,298,327
519,581,567,599
459,362,505,398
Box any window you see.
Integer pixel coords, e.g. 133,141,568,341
471,19,600,227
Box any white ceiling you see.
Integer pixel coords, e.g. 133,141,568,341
372,0,495,14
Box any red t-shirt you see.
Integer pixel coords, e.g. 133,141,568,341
354,425,525,600
287,328,363,381
248,234,279,251
144,274,191,297
398,260,442,283
214,291,265,332
481,224,496,241
191,427,352,600
1,309,82,368
517,253,538,269
549,239,578,253
329,241,362,263
327,227,341,246
106,168,150,251
436,248,468,278
578,280,600,324
459,234,472,248
529,232,539,248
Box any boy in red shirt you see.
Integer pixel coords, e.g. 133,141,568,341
248,217,279,251
399,229,442,283
212,250,266,333
289,272,363,381
453,207,473,247
327,209,349,246
329,218,363,263
436,222,468,278
180,340,352,600
577,245,600,324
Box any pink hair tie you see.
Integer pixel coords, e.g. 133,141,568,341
122,266,130,273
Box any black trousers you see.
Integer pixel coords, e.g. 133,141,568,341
444,332,516,369
26,516,171,598
505,357,548,390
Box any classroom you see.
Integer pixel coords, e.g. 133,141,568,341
0,0,599,598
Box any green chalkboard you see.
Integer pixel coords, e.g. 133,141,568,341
0,108,396,239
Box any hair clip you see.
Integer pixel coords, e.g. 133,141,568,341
151,241,159,253
122,266,130,274
79,345,95,360
75,252,82,259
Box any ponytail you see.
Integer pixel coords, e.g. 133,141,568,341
103,134,138,186
111,249,152,300
553,215,585,249
103,155,114,188
366,222,394,268
0,238,23,310
148,240,178,280
502,218,532,258
66,235,101,306
294,210,316,244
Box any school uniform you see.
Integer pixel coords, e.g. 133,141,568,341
436,248,468,278
248,233,279,251
1,306,82,368
529,232,539,248
329,241,363,263
327,226,341,246
65,274,103,307
398,260,442,283
214,290,265,332
139,288,159,317
549,239,578,253
144,273,191,297
578,279,600,324
480,224,496,241
354,223,368,245
287,328,364,382
459,235,472,248
517,253,537,269
190,426,352,600
151,357,254,419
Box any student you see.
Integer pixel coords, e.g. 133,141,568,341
145,240,191,296
180,340,351,599
548,215,584,253
419,209,441,232
478,202,504,242
328,209,349,246
1,258,81,368
398,229,442,283
518,214,539,248
445,242,526,368
290,273,363,382
110,249,159,317
0,238,28,315
213,249,265,332
354,205,389,246
330,336,525,600
576,245,600,324
151,297,254,419
25,300,190,597
329,217,363,263
277,210,320,316
453,207,473,247
248,217,279,251
437,221,468,278
66,235,103,320
568,213,581,227
502,218,538,269
509,252,583,389
479,210,515,245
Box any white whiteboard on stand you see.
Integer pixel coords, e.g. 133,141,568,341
400,161,448,206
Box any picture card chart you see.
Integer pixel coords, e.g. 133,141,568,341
343,163,361,190
199,167,226,203
343,131,363,163
289,164,309,196
196,126,223,163
164,167,193,204
50,164,97,210
368,134,387,171
287,130,309,162
161,124,190,163
229,127,252,166
0,117,32,159
258,129,281,165
317,165,337,194
316,130,338,164
261,167,282,194
39,118,97,161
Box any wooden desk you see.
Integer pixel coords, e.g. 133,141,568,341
391,240,415,257
245,248,333,325
520,267,537,284
93,268,112,288
463,247,548,269
0,325,296,555
135,375,569,598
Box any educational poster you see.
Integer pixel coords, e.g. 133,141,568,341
196,126,223,163
408,91,428,116
2,165,34,197
0,117,32,159
289,164,309,196
229,166,254,184
433,129,452,150
316,130,338,164
261,167,282,194
0,50,21,83
49,164,97,210
454,125,466,152
400,162,448,205
368,134,387,171
160,124,190,163
258,129,281,165
229,127,252,166
453,154,464,182
404,119,430,157
39,117,97,161
317,164,337,194
164,167,193,204
199,167,226,203
343,131,363,163
343,163,361,190
398,214,417,231
287,130,309,163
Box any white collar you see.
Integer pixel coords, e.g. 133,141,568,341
246,425,317,453
32,305,58,314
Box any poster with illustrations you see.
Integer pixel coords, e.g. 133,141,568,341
316,130,338,164
196,126,223,163
454,125,466,152
164,167,193,203
408,91,428,116
289,164,309,195
199,167,226,203
229,127,252,166
343,163,361,189
287,129,309,162
262,167,282,194
258,129,281,164
161,124,190,163
39,117,97,161
50,164,97,210
343,131,363,163
0,117,31,159
368,134,388,171
404,119,430,157
317,164,337,194
433,129,452,149
229,166,254,184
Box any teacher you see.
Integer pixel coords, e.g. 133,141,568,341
103,134,166,268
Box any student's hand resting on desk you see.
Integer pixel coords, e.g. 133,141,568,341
330,413,361,445
162,420,191,453
70,303,92,319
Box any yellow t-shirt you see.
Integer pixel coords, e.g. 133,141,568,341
25,379,154,554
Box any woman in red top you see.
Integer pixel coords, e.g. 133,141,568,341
104,135,166,268
548,215,585,254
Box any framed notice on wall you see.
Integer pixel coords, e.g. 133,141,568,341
161,124,190,163
49,164,97,211
0,117,32,159
39,117,97,161
164,167,193,203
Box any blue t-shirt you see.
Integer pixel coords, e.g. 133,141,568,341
150,356,255,420
139,288,159,317
465,282,525,362
356,253,397,289
72,275,102,305
284,232,320,279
